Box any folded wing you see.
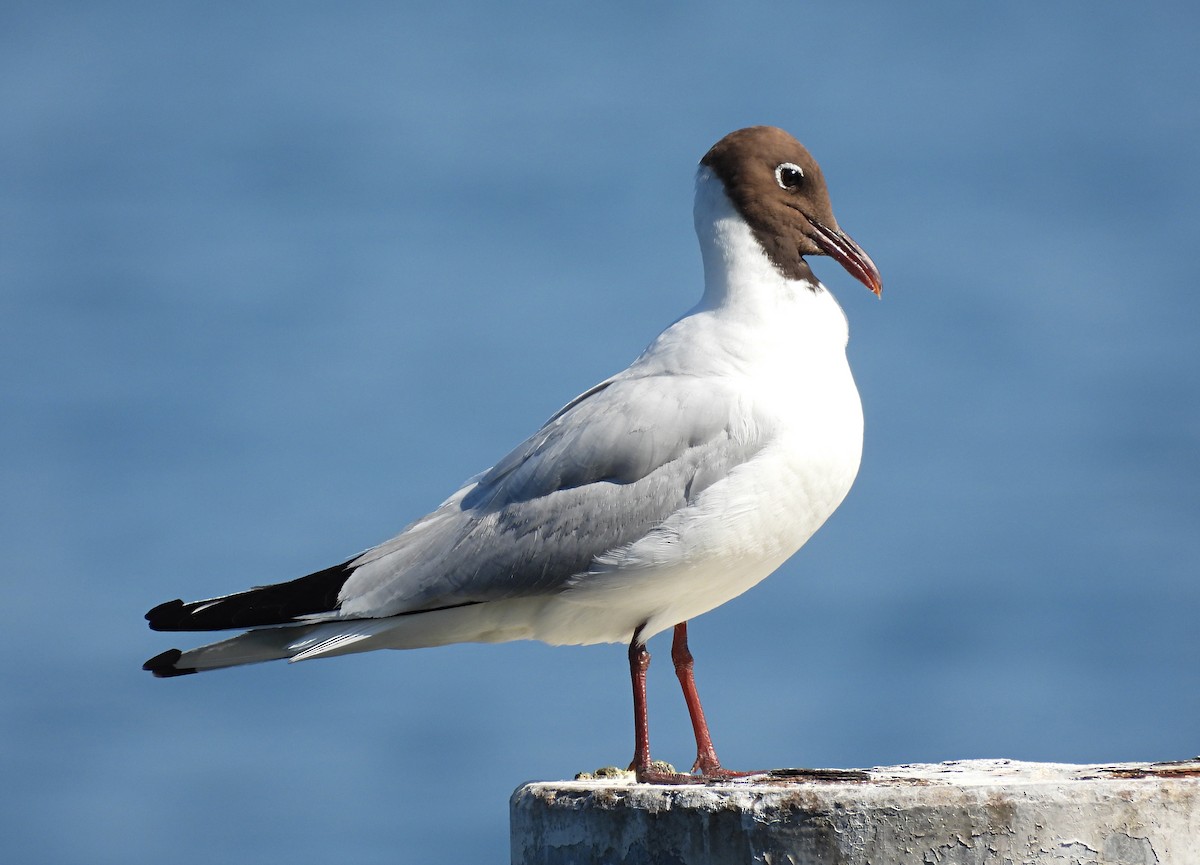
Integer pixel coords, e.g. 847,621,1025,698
146,371,768,636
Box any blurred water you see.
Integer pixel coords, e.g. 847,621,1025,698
3,3,1199,863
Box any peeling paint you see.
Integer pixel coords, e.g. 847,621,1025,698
512,759,1200,864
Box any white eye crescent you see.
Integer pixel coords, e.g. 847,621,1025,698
775,162,804,190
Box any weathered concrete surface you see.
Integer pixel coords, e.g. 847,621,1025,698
511,759,1200,864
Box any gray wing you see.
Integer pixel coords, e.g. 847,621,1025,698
335,373,767,618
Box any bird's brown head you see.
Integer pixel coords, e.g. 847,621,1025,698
700,126,882,296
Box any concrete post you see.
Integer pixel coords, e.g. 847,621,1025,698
511,759,1199,864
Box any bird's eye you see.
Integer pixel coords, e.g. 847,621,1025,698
775,162,804,190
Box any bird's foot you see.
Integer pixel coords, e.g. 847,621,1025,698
630,759,759,785
636,763,705,784
688,750,759,780
694,766,759,780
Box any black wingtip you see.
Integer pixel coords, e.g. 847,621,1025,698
145,599,187,632
143,648,197,678
143,561,354,632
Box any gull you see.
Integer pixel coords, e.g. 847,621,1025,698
144,126,882,782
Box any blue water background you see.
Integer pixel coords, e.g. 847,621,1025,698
3,3,1198,862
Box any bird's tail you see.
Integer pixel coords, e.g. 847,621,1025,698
142,559,375,677
141,617,408,677
142,599,508,678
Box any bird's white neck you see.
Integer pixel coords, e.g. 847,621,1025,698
691,166,847,345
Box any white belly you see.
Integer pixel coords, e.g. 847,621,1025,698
531,369,865,646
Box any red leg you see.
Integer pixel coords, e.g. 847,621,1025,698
627,628,652,775
671,621,725,775
626,623,744,784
